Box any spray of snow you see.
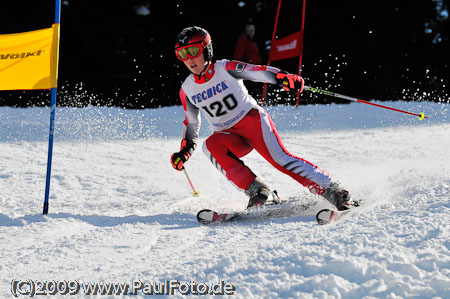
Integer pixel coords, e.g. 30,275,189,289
1,101,449,298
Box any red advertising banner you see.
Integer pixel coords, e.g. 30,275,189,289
269,30,303,62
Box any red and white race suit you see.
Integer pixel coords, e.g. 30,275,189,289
179,59,332,195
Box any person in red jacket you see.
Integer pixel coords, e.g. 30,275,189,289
233,24,262,64
171,26,355,211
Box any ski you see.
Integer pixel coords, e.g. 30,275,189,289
197,209,241,224
316,199,362,225
197,197,362,225
197,190,285,224
316,209,347,225
196,200,314,225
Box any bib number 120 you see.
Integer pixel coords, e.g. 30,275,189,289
201,94,238,118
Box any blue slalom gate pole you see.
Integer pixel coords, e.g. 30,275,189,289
43,89,57,215
43,0,61,215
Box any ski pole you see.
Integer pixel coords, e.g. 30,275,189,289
182,167,200,197
304,85,428,120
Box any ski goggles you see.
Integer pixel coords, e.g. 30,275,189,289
175,44,203,61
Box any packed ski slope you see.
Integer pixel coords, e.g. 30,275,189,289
0,101,449,298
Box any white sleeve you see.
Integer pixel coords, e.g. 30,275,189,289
179,87,200,143
225,60,281,84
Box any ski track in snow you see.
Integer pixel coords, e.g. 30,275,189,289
1,102,449,298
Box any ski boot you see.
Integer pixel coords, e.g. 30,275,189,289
322,181,358,211
246,177,282,208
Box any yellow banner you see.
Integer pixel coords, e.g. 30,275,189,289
0,24,60,91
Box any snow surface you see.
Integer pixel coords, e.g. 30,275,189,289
1,101,449,298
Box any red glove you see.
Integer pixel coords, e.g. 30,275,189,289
276,72,304,93
171,139,196,171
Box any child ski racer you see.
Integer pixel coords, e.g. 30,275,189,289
171,26,353,210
